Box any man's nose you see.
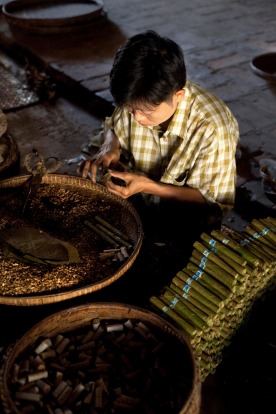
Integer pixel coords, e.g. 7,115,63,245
133,110,146,122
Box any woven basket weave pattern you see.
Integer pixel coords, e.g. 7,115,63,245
0,174,143,306
0,303,201,414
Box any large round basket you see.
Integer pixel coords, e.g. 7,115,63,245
0,174,143,306
0,302,201,414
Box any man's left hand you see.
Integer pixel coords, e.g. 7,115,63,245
105,170,152,199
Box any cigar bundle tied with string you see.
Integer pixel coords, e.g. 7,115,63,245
150,216,276,381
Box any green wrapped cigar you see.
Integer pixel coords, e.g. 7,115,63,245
84,220,118,247
193,241,240,280
165,286,216,327
237,234,272,265
182,268,231,307
149,296,197,337
162,291,206,330
231,232,272,267
240,231,275,259
171,276,220,314
96,223,132,249
95,215,130,242
200,237,249,283
251,219,276,245
258,218,275,230
246,238,275,261
176,270,223,307
245,226,275,250
190,251,236,290
169,283,218,317
186,263,230,299
211,229,259,267
266,216,276,226
200,232,247,267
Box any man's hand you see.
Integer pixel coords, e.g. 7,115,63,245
105,170,153,198
77,128,120,183
105,170,207,205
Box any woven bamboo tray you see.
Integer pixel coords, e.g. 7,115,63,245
0,302,201,414
0,174,143,306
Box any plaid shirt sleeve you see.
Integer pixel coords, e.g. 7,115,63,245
186,84,239,213
160,83,239,213
184,119,238,213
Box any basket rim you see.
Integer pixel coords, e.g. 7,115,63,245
0,174,144,306
0,302,201,414
0,134,19,173
250,52,276,80
2,0,104,27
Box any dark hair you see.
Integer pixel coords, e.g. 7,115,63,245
110,30,186,108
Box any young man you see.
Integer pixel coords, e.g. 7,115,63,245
79,30,239,228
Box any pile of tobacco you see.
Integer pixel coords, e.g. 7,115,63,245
0,183,137,296
6,317,193,413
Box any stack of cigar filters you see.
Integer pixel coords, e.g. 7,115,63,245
150,217,276,380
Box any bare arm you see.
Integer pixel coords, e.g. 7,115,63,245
106,170,206,204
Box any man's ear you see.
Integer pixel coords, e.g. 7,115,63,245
175,89,185,102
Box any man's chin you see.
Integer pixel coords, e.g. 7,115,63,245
139,122,155,127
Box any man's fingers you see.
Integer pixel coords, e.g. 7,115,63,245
90,162,99,183
109,169,126,179
106,181,130,198
76,159,87,175
80,160,90,177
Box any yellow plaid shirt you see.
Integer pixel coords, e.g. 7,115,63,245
104,81,239,213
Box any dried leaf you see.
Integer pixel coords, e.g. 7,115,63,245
0,226,81,265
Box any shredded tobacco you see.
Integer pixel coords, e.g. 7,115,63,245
0,183,137,296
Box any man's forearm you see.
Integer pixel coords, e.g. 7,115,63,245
103,128,121,151
144,180,206,204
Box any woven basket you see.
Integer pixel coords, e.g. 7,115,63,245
0,134,19,176
2,0,105,34
0,174,143,306
0,302,201,414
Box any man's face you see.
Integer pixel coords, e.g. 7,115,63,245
127,89,185,127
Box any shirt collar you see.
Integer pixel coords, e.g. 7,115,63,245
165,80,192,139
146,81,192,138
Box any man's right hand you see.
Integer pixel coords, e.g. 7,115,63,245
77,128,121,183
